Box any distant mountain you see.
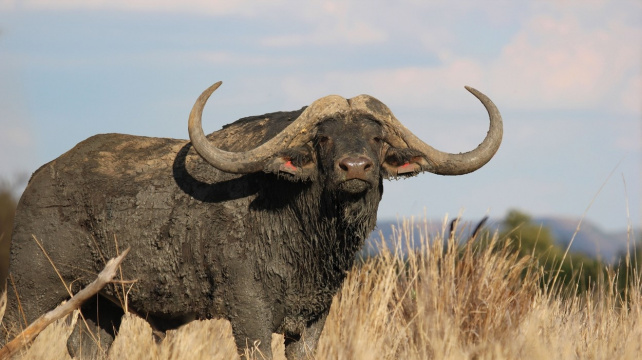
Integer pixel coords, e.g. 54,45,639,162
363,217,494,258
536,217,638,263
365,217,640,263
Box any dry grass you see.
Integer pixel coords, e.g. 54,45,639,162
5,217,641,359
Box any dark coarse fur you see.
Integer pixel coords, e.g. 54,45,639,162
2,107,401,359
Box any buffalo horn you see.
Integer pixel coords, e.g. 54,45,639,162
355,86,503,175
188,82,350,174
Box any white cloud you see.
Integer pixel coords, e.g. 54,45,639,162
185,51,301,67
486,12,641,114
261,1,389,47
6,1,635,118
261,20,387,47
278,61,484,110
5,0,390,47
273,3,641,117
0,0,16,10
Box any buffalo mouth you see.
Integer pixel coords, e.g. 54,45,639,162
338,179,371,194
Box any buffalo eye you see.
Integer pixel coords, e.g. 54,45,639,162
266,146,316,179
316,135,330,146
381,148,428,178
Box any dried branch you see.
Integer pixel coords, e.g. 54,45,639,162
0,247,130,359
0,284,6,325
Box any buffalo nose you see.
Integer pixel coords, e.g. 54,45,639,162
338,156,373,180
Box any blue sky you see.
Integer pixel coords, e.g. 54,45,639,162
0,0,640,232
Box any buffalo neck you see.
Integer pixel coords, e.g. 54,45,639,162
249,174,381,288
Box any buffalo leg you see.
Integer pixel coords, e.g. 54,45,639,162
229,300,274,358
67,317,114,358
225,267,274,358
67,293,123,357
1,233,72,345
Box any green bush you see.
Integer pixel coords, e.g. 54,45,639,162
490,209,608,294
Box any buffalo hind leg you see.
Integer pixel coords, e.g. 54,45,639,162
67,294,124,358
67,318,114,359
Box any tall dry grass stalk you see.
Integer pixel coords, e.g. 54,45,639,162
6,217,641,359
317,217,540,359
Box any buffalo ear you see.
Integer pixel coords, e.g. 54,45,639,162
381,148,428,178
264,146,316,181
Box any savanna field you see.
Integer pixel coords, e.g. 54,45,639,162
1,215,640,360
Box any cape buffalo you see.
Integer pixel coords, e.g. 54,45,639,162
1,82,502,359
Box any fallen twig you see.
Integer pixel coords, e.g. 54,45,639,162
0,247,130,359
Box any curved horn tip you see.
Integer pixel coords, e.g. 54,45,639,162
196,81,223,104
464,85,477,93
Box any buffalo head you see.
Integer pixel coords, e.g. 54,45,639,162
188,82,503,193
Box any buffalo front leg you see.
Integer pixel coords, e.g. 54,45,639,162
229,309,273,359
225,271,274,358
284,312,327,360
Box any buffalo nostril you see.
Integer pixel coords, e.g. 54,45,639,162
338,156,374,179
